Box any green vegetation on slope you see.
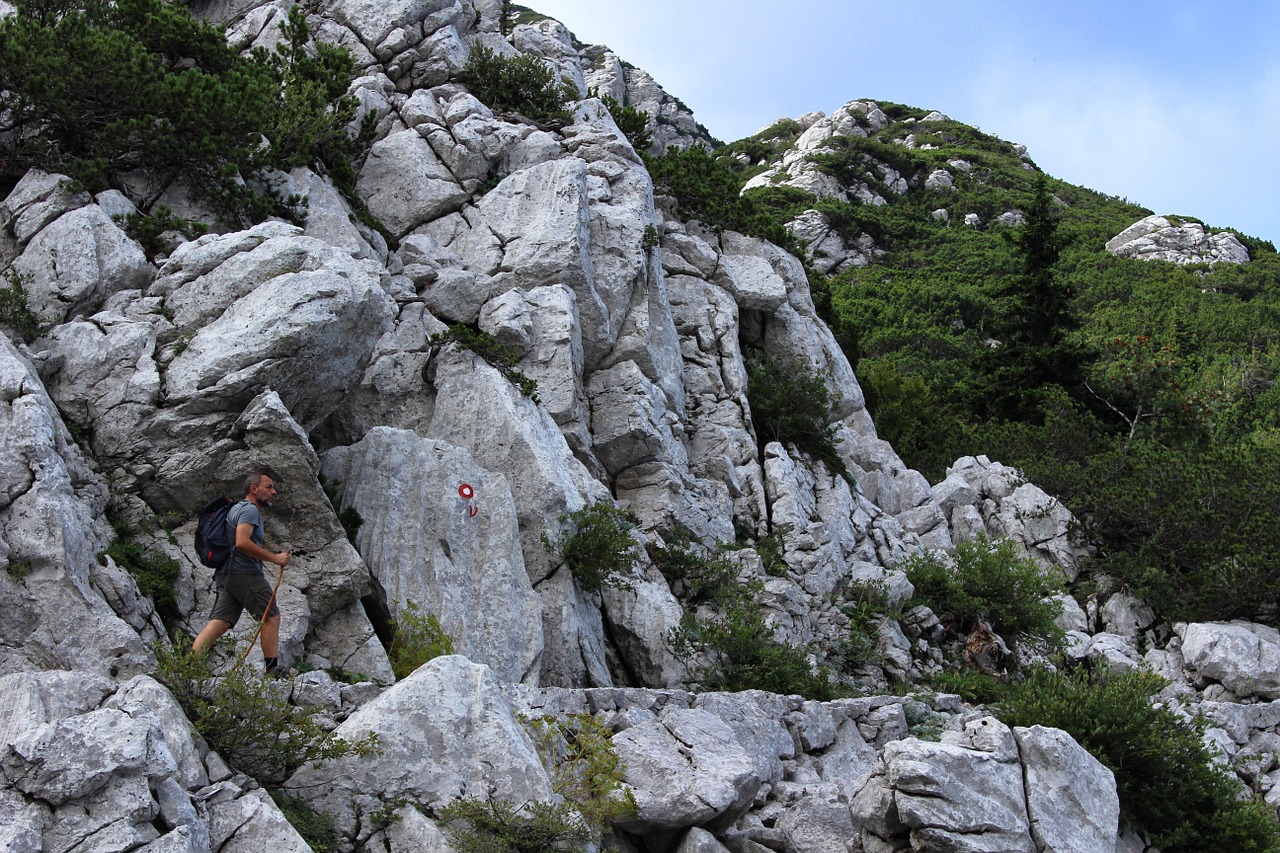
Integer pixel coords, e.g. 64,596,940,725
697,106,1280,629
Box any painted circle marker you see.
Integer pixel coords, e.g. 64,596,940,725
458,483,474,499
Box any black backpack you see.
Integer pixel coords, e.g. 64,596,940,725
195,496,240,570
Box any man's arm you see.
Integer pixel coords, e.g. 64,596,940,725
235,523,291,568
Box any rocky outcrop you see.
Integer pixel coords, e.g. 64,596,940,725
1106,214,1251,265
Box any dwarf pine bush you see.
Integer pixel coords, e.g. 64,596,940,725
543,502,640,594
0,0,369,225
460,44,576,126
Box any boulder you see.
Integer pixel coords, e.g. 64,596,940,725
613,707,762,832
160,233,396,432
12,204,154,325
1,170,92,247
1181,621,1280,699
286,655,553,839
881,718,1034,852
1015,725,1119,851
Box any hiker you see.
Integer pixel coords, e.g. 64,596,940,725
192,471,292,676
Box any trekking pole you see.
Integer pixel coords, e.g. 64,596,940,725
228,560,287,675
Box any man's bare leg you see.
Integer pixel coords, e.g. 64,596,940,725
260,613,281,660
192,619,232,654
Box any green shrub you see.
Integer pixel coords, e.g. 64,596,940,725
647,536,737,604
653,532,838,699
154,640,379,782
438,797,590,853
269,790,340,853
0,269,42,342
388,601,455,680
525,714,637,842
429,324,540,401
644,143,795,248
100,513,180,620
746,352,848,477
671,594,837,700
599,92,651,152
0,0,366,226
998,666,1280,853
116,206,209,261
543,502,640,594
901,536,1064,641
460,44,575,126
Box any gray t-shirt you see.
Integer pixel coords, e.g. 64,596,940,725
225,500,265,574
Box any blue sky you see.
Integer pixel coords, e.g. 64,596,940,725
530,1,1280,248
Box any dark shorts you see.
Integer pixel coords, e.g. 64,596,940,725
208,571,280,627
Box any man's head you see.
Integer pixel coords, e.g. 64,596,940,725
244,471,280,507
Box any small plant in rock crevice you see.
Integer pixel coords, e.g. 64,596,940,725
429,323,540,402
543,502,640,594
388,600,455,680
99,510,181,622
439,713,636,853
319,472,364,544
0,268,43,342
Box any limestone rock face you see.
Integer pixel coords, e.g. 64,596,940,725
612,707,762,832
1106,214,1250,265
321,427,543,684
1016,724,1120,852
866,718,1035,852
2,4,1264,851
0,338,151,678
157,227,396,432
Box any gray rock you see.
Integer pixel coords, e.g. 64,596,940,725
104,675,208,790
883,721,1035,852
1181,621,1280,699
1106,214,1250,266
286,655,553,839
1,707,173,804
0,339,150,678
1100,590,1155,638
357,128,468,238
12,204,154,324
1015,725,1119,852
205,783,312,853
613,707,762,832
1,170,92,247
321,427,543,684
160,233,396,432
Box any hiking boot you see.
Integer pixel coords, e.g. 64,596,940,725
264,662,292,680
